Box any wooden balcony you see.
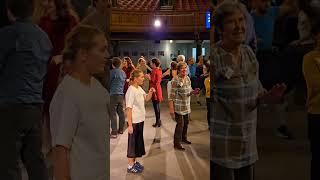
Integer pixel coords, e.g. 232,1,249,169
110,0,213,40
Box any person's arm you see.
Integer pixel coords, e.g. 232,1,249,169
50,90,79,180
146,64,152,72
150,70,162,84
145,88,155,101
168,78,177,113
125,88,135,134
155,70,162,84
126,108,133,134
162,69,170,77
0,27,14,71
303,54,320,96
52,145,71,180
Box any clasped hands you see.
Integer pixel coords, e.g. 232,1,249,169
258,83,287,104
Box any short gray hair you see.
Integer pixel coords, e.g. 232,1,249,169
214,0,247,33
177,55,185,62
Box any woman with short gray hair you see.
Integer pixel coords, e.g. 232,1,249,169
210,1,287,179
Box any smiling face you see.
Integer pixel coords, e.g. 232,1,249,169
221,9,246,45
139,58,146,66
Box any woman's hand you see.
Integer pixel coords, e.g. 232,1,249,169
269,83,287,97
128,125,133,134
259,83,287,104
258,88,268,98
190,88,200,95
145,74,151,80
149,87,156,94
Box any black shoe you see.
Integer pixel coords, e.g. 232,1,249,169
276,126,293,139
182,139,192,144
118,129,123,134
152,123,161,128
174,144,185,151
110,131,118,139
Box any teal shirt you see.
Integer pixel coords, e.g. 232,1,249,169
251,7,279,50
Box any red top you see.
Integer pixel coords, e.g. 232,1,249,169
150,68,163,102
40,15,78,118
39,15,78,56
123,66,135,94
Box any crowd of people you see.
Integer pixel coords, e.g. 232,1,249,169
0,0,319,179
109,54,210,172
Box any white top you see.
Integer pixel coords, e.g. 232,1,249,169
125,85,146,124
50,75,109,180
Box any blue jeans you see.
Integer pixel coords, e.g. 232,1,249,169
152,101,160,124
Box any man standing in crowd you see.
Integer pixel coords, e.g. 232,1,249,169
0,0,52,179
110,57,126,138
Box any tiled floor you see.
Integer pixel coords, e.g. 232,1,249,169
110,97,210,180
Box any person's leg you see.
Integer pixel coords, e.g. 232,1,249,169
206,98,210,129
236,164,255,180
127,158,135,167
308,114,320,180
274,100,293,139
156,101,161,126
134,122,145,171
152,101,160,127
117,95,125,133
20,104,48,180
211,161,235,180
127,123,142,173
110,96,118,137
174,113,185,150
182,114,191,144
0,105,22,180
42,111,52,155
152,101,157,125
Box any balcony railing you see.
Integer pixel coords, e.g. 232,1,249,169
111,9,209,33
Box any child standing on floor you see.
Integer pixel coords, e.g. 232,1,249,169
126,69,155,173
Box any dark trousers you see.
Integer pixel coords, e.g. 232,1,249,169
174,113,189,145
110,95,125,132
308,114,320,180
256,49,283,90
206,98,211,127
152,100,161,125
0,104,48,180
211,161,255,180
